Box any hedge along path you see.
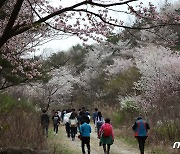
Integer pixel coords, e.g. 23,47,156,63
48,124,140,154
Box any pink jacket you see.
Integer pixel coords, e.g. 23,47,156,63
99,123,114,139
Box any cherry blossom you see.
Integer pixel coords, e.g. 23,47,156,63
0,0,179,89
134,44,180,108
105,58,133,76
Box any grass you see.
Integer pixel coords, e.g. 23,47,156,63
147,147,169,154
48,128,74,154
119,135,137,147
119,135,170,154
121,136,171,154
115,129,170,154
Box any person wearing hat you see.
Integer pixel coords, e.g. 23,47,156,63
132,116,150,154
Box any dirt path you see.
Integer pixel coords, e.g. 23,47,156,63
49,124,140,154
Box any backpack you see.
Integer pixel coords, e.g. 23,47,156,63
96,117,104,126
103,124,112,137
97,121,103,128
70,119,77,127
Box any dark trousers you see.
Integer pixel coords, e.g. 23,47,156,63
65,122,71,137
96,122,103,135
136,136,147,154
103,144,111,154
93,119,96,125
77,122,80,132
71,127,77,139
42,124,49,137
81,137,90,154
53,124,59,134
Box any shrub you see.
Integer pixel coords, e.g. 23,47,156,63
119,96,140,112
0,93,46,150
112,111,124,127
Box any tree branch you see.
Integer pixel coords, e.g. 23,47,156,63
9,0,139,38
0,79,28,91
72,9,180,30
0,0,179,48
87,0,138,7
27,0,79,35
0,0,24,47
10,1,88,37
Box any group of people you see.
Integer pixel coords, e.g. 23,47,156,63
61,107,113,154
41,109,61,137
41,107,150,154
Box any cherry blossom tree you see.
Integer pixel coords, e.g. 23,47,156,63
119,1,180,49
105,58,133,76
134,45,180,129
0,1,45,89
0,0,179,89
1,0,180,49
10,65,80,110
76,43,114,89
70,42,140,105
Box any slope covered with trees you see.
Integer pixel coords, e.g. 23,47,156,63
0,0,180,153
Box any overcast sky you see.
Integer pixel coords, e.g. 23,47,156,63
37,0,178,56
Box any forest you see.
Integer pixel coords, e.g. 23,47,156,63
0,0,180,154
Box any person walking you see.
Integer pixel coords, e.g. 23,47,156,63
72,108,78,118
57,109,61,119
52,111,60,135
95,111,104,135
69,112,78,141
132,116,150,154
61,109,66,122
80,120,91,154
80,111,90,125
92,108,98,125
77,108,82,132
63,109,72,137
41,109,50,138
99,118,114,154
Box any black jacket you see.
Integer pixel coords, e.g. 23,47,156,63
52,115,60,125
41,113,50,126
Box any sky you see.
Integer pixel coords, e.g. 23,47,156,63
38,0,179,56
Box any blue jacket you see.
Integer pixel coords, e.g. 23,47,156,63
132,119,150,136
80,122,91,137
